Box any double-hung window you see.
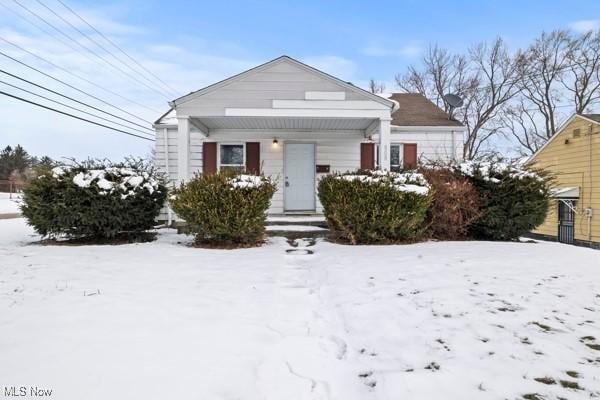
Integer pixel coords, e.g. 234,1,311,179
376,143,403,172
390,144,402,172
219,144,244,172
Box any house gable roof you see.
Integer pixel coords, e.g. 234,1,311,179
528,113,600,164
169,55,394,109
386,93,463,127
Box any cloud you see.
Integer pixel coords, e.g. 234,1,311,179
0,3,259,160
0,2,369,160
363,42,423,58
569,19,600,33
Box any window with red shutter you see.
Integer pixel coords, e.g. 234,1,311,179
403,143,417,169
360,143,375,170
245,142,260,175
203,142,217,174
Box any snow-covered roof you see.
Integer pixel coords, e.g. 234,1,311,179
376,93,400,112
154,108,177,126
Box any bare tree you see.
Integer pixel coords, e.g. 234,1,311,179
502,30,600,155
396,39,521,159
396,45,473,119
368,78,386,94
517,30,573,138
501,99,547,155
462,38,523,159
560,30,600,113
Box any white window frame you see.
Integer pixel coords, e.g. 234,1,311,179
376,143,404,170
218,142,245,171
390,143,404,171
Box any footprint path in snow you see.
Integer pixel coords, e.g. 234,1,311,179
256,238,357,399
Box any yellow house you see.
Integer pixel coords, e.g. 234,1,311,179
528,114,600,249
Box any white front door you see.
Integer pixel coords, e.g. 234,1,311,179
284,143,315,211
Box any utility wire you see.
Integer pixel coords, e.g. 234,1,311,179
0,42,157,123
0,90,154,141
1,1,97,63
54,0,179,97
0,68,154,133
0,79,155,136
33,0,173,100
12,0,171,101
0,35,160,117
0,1,139,86
55,0,178,96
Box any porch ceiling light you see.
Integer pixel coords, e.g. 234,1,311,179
272,138,279,146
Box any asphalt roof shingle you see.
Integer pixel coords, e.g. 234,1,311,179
389,93,463,127
582,114,600,122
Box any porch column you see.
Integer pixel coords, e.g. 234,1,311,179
177,116,190,183
378,118,391,170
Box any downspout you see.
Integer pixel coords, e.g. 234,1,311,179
163,127,173,227
451,130,456,162
588,123,593,243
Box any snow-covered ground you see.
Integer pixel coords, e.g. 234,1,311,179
1,218,600,400
0,192,22,214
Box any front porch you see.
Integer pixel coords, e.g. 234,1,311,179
174,113,393,214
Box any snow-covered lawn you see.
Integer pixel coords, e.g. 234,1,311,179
1,218,600,400
0,192,22,214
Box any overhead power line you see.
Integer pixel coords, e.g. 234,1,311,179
0,79,155,136
11,0,171,101
0,1,102,67
33,0,174,100
54,0,179,97
0,90,154,141
0,26,158,115
0,44,155,124
0,68,154,133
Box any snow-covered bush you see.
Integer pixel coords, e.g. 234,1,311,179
455,161,551,240
318,170,433,244
21,159,167,240
420,167,481,240
170,171,276,246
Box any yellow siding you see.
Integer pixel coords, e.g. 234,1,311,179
530,116,600,244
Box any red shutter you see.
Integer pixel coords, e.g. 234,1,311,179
403,143,418,169
203,142,217,174
360,143,375,170
245,142,260,175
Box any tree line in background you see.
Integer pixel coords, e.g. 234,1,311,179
370,29,600,159
0,145,55,189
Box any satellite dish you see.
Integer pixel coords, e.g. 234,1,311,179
443,93,464,108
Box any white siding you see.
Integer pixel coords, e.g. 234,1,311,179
154,127,463,219
207,130,363,213
189,130,204,176
390,129,463,163
154,128,178,184
154,127,204,221
176,60,372,117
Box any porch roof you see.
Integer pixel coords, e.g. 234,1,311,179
191,116,377,131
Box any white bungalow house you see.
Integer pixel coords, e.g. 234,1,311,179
154,55,463,216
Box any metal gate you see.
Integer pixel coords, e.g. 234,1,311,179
558,201,575,244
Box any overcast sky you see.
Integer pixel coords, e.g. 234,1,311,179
0,0,598,161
